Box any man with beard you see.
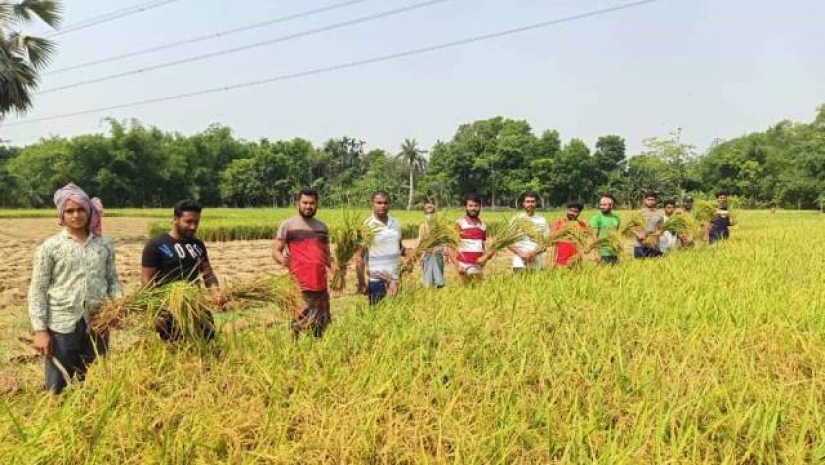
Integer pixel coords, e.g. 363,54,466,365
141,200,226,342
273,189,332,338
454,193,492,282
681,195,694,214
356,190,405,305
509,190,549,273
589,194,622,265
29,183,123,393
552,201,587,268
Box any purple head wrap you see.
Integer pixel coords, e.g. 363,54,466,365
54,183,104,236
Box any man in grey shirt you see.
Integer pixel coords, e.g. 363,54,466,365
633,191,664,259
29,184,123,393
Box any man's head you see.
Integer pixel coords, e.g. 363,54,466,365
565,201,584,221
297,188,319,219
599,194,616,214
664,199,676,217
54,183,103,235
371,190,391,217
173,199,202,239
423,200,435,216
520,190,538,215
716,191,728,208
683,195,694,211
643,191,657,209
463,193,482,218
62,199,89,231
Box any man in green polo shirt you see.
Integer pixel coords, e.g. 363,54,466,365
589,194,621,265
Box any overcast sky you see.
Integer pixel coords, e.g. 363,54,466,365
1,0,823,155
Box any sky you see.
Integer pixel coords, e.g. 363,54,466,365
1,0,823,155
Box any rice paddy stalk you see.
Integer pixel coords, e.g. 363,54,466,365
329,210,380,292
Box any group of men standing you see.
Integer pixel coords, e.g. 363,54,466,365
28,183,735,393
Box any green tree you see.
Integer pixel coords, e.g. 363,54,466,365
395,138,427,210
0,0,61,117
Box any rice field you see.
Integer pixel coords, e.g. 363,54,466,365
2,211,825,463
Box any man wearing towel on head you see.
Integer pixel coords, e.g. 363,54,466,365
28,183,123,394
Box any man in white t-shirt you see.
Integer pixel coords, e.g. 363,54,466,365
509,190,549,273
356,190,405,305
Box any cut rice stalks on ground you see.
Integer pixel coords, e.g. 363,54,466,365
329,210,379,292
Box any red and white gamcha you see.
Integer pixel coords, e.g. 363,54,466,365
455,216,487,275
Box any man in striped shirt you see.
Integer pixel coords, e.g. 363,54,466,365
454,193,492,283
356,190,405,305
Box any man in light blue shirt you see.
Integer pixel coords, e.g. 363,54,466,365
28,184,123,393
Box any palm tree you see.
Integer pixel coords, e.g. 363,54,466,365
396,138,427,210
0,0,61,118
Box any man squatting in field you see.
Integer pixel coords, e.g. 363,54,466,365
418,200,447,288
589,194,621,265
28,183,123,394
141,200,226,341
633,191,664,259
454,193,494,283
509,190,549,273
273,189,332,338
356,190,406,305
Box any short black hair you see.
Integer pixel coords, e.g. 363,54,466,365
600,194,617,204
173,199,202,218
644,191,658,199
664,199,677,207
565,201,584,212
371,190,391,202
463,193,482,206
298,188,319,201
519,190,539,205
716,191,728,198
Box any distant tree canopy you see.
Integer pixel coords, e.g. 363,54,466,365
1,105,824,209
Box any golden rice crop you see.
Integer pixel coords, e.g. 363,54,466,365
399,215,460,278
7,212,825,463
225,273,303,315
488,216,533,254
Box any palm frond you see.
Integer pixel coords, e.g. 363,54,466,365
13,0,61,27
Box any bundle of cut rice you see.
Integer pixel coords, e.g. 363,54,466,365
400,215,460,278
225,273,302,314
488,216,534,254
329,210,379,292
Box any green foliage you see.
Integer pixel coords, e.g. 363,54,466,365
1,105,824,210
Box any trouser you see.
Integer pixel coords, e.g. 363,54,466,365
368,280,388,305
421,253,445,288
155,310,216,342
45,318,108,394
600,256,619,266
634,246,662,259
291,290,331,338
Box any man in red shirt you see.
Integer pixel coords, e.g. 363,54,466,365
552,201,587,268
273,189,331,338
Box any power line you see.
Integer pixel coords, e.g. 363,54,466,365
44,0,184,38
38,0,449,94
45,0,374,75
6,0,666,127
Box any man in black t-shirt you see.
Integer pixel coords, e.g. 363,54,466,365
141,199,226,341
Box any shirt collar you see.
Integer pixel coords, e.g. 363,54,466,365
60,228,94,246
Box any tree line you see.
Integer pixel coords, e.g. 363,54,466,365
1,105,823,210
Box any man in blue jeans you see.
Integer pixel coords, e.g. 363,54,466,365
356,190,406,305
